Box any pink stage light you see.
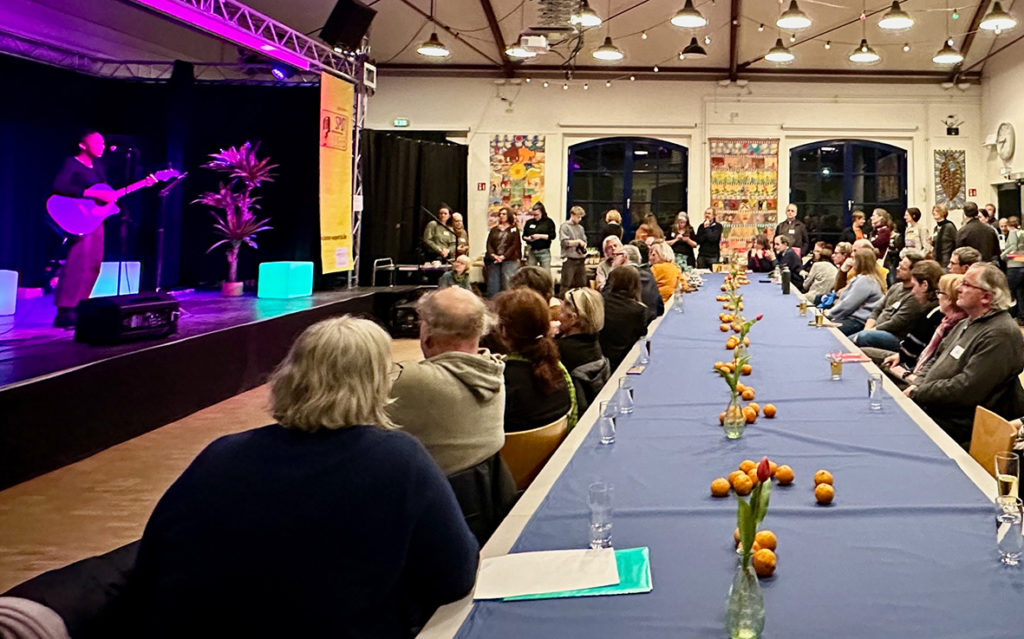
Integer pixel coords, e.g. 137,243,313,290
132,0,312,71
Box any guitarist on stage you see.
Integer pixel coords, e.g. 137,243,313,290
50,130,154,327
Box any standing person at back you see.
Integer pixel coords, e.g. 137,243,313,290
931,203,957,269
956,201,1000,263
560,206,589,293
775,203,809,256
522,202,556,273
694,207,723,268
486,207,521,297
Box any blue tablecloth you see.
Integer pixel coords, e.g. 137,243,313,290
455,275,1024,639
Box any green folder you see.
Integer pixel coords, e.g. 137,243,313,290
503,547,652,601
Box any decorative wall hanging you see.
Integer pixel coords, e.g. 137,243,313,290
489,135,545,226
709,138,779,258
934,149,966,210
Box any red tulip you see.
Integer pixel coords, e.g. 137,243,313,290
757,456,771,483
755,314,764,322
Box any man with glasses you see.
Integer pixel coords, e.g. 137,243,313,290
947,246,981,274
905,263,1024,445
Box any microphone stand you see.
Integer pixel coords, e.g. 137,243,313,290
155,171,188,292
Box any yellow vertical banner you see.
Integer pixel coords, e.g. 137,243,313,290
319,73,355,273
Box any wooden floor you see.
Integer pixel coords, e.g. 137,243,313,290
0,338,423,592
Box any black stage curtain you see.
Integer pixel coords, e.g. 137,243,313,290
360,130,467,283
0,54,321,290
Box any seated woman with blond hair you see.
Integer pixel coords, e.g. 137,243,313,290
494,288,577,432
825,247,885,335
130,316,478,637
649,241,690,301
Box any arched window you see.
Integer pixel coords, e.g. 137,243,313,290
568,137,688,244
789,140,907,244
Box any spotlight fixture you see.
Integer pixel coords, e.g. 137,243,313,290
671,0,708,29
932,41,964,65
980,1,1017,32
563,82,569,90
606,80,612,87
505,41,537,59
848,38,880,64
903,43,910,52
790,33,797,42
682,36,708,58
571,0,603,28
878,1,914,31
592,36,625,61
758,23,765,32
417,32,450,58
271,64,296,80
641,31,648,39
776,0,811,31
765,38,795,63
825,40,831,49
583,82,589,90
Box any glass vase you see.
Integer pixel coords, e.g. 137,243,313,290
734,342,748,361
726,557,765,639
723,392,746,439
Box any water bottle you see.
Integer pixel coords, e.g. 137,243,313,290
781,266,791,294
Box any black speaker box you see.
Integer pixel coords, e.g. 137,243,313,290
75,292,180,345
321,0,377,50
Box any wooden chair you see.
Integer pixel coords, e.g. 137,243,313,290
969,406,1018,479
500,414,570,491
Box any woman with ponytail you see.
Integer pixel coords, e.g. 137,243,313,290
493,288,577,432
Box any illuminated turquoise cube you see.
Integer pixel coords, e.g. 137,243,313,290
258,261,314,298
0,270,17,315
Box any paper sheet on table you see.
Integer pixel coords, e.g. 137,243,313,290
504,547,653,601
473,548,619,600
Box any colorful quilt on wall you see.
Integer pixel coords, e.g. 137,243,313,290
709,138,779,258
934,149,966,210
489,135,545,226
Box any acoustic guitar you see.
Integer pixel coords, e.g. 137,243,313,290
46,168,181,236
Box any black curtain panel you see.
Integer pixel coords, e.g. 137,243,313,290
359,129,467,283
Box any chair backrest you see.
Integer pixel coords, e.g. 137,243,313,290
447,452,518,546
500,414,569,491
969,406,1018,479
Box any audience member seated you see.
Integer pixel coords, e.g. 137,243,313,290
129,316,479,637
905,263,1024,445
509,265,555,304
823,241,854,301
437,255,472,290
871,266,954,387
799,241,830,276
600,266,649,371
557,287,608,410
802,247,838,301
623,244,663,322
600,208,623,240
772,234,804,288
388,287,505,475
850,250,926,350
825,248,885,335
649,241,688,302
947,245,981,274
494,288,577,432
746,233,775,272
595,235,627,291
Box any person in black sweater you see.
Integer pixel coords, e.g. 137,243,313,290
600,266,648,370
523,202,557,273
556,287,605,373
129,317,478,637
695,207,723,268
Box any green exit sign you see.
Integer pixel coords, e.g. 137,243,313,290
393,118,410,127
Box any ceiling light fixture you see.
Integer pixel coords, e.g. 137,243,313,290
417,32,450,58
980,1,1017,32
765,38,795,63
571,0,603,28
671,0,708,29
878,1,914,31
903,43,910,52
505,41,537,59
932,41,964,64
776,1,812,31
592,36,625,61
680,36,708,58
849,38,881,64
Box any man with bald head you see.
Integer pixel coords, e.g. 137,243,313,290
388,287,506,475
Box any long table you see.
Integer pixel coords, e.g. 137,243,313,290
422,275,1021,639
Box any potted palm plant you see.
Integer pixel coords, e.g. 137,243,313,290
194,141,276,296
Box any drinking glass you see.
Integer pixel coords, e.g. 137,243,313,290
828,354,843,381
588,482,613,549
995,497,1023,566
995,452,1020,500
868,373,883,410
635,338,650,366
598,401,617,445
798,300,808,316
815,310,825,327
617,377,635,415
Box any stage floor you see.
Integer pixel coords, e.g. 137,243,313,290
0,288,417,390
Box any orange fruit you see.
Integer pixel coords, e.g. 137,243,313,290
720,324,730,332
721,284,729,291
728,470,746,488
747,402,760,416
741,364,752,375
815,483,835,505
733,527,742,544
733,474,754,496
719,411,727,425
741,388,755,401
739,459,757,472
753,548,777,578
768,461,778,477
736,383,747,393
775,465,794,485
743,336,750,346
763,404,777,418
711,477,732,497
731,322,743,333
754,529,777,551
747,468,760,484
814,470,834,486
743,406,757,424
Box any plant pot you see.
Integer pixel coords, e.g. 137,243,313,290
726,558,765,639
221,281,244,297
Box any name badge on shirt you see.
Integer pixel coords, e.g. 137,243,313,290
950,345,965,360
891,300,902,310
789,229,795,234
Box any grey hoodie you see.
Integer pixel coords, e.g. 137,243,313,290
388,349,506,475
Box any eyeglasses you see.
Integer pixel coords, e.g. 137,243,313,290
959,280,989,293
